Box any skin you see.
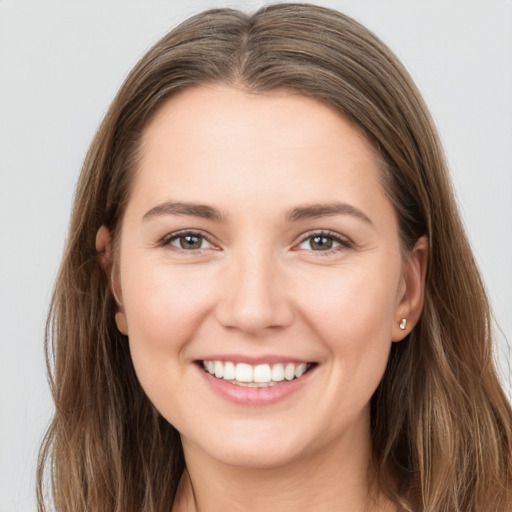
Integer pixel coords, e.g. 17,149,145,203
97,84,427,511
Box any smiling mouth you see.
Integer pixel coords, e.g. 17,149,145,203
200,360,315,387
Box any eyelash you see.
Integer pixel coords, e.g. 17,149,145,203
159,229,353,255
296,230,353,255
160,230,217,253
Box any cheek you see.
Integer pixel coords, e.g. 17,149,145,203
295,261,399,345
119,258,220,394
306,272,397,395
123,260,213,339
293,260,400,404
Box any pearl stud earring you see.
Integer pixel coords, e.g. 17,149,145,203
399,318,407,330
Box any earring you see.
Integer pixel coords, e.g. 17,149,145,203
399,318,407,330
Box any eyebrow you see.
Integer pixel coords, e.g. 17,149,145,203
143,201,225,222
285,202,373,225
142,200,372,225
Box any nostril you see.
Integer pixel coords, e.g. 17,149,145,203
214,260,294,333
215,295,294,334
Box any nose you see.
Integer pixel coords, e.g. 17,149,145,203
215,246,294,335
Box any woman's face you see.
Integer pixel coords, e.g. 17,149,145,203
112,85,424,469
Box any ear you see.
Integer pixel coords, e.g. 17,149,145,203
392,236,428,342
95,225,128,335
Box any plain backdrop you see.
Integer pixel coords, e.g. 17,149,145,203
0,1,511,510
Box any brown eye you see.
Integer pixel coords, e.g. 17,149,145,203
164,231,213,251
309,235,334,251
179,234,204,250
297,231,352,253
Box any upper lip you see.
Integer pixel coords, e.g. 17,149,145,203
196,354,313,365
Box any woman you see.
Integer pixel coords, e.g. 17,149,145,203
37,3,512,511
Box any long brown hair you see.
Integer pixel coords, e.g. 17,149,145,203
38,4,512,511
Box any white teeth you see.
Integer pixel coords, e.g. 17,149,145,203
253,364,271,383
295,363,307,378
223,361,235,380
271,363,285,382
284,363,296,381
214,361,224,379
235,363,253,383
232,381,277,388
201,360,311,386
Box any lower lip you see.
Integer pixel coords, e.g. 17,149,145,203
196,364,316,406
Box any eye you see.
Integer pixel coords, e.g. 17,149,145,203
297,231,352,253
162,231,215,251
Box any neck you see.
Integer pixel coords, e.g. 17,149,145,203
173,420,394,512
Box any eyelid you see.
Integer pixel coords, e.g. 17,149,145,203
158,228,352,254
294,230,354,253
160,229,220,252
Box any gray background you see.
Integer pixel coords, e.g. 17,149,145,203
1,1,511,510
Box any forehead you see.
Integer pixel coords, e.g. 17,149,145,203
128,84,393,228
139,85,378,165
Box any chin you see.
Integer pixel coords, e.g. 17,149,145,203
182,421,312,470
208,445,305,470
